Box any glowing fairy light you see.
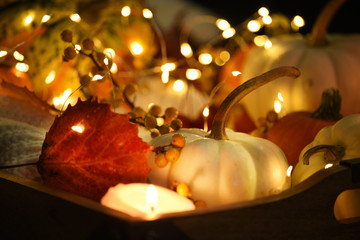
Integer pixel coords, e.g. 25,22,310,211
232,71,242,76
0,50,7,58
15,63,29,72
24,14,34,26
173,79,185,92
258,7,269,17
198,53,212,65
161,71,169,84
156,117,164,126
325,163,334,169
254,35,268,47
216,19,230,31
45,70,56,84
74,44,81,53
110,62,118,73
219,51,230,62
71,123,85,133
186,68,201,80
70,13,81,23
41,14,51,23
92,74,103,81
278,92,284,102
129,41,144,55
287,166,293,177
292,15,305,28
180,43,193,58
247,20,261,32
264,39,272,49
161,63,176,72
13,51,24,61
262,15,272,25
53,88,73,107
222,27,236,39
121,6,131,17
274,92,284,114
52,97,61,106
148,102,155,109
143,8,153,19
203,106,210,132
103,48,116,59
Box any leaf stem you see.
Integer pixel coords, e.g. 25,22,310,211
0,162,38,169
207,66,300,140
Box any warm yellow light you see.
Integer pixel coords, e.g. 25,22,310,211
13,51,24,61
254,35,268,47
198,53,212,65
0,50,8,58
15,63,29,72
216,19,230,31
161,71,169,84
121,6,131,17
53,88,73,107
148,102,155,109
292,15,305,28
161,63,176,72
173,79,185,92
258,7,269,17
325,163,334,169
146,185,158,207
103,48,116,59
72,124,85,133
45,70,56,84
232,71,242,76
186,68,201,80
202,106,210,117
24,14,34,26
180,43,193,58
274,100,282,113
92,74,103,81
110,62,118,73
143,8,153,19
41,14,51,23
219,51,230,62
74,44,81,52
247,20,261,32
156,117,164,126
264,39,272,49
262,15,272,25
222,27,236,39
70,13,81,23
287,165,293,177
277,92,284,102
129,41,143,55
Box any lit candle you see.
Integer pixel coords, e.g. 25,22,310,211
101,183,195,219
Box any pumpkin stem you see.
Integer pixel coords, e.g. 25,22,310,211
207,66,300,140
303,144,345,165
311,88,342,120
309,0,347,47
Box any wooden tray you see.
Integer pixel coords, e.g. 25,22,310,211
1,159,360,240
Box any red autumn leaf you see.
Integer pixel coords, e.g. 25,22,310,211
38,99,152,201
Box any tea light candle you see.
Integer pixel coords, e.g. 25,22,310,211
101,183,195,219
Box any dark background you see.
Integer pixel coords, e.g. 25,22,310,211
190,0,360,34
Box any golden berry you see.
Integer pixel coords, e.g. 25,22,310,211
159,124,170,135
176,183,191,197
164,107,178,119
144,115,157,129
132,107,146,118
82,38,94,51
171,134,185,148
170,119,182,130
60,29,73,42
63,46,77,60
165,148,180,162
149,105,162,117
154,153,168,168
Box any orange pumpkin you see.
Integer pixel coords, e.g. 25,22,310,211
265,88,342,167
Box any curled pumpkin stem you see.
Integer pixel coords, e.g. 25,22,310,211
302,144,345,165
207,66,300,140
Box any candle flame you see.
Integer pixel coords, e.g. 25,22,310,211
146,184,158,212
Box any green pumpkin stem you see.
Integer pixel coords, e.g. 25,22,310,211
309,0,347,47
311,88,342,120
207,66,301,140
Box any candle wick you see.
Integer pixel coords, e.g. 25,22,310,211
150,205,155,213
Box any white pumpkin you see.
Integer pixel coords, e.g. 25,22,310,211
148,67,300,206
240,0,360,121
292,114,360,185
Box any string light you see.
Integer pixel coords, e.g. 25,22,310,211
180,43,193,58
264,39,272,49
143,8,153,19
110,63,118,73
198,53,212,65
173,79,185,92
24,14,34,26
121,6,131,17
45,70,56,84
53,88,72,107
216,19,230,31
253,35,268,47
0,50,7,58
74,44,81,53
70,13,81,23
92,74,103,81
41,14,51,23
186,68,201,80
258,7,269,17
262,15,272,25
71,123,85,133
247,20,261,32
324,163,334,169
161,63,176,72
13,51,24,61
161,71,169,84
129,41,144,55
15,62,29,72
291,15,305,30
222,27,236,39
232,71,242,76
